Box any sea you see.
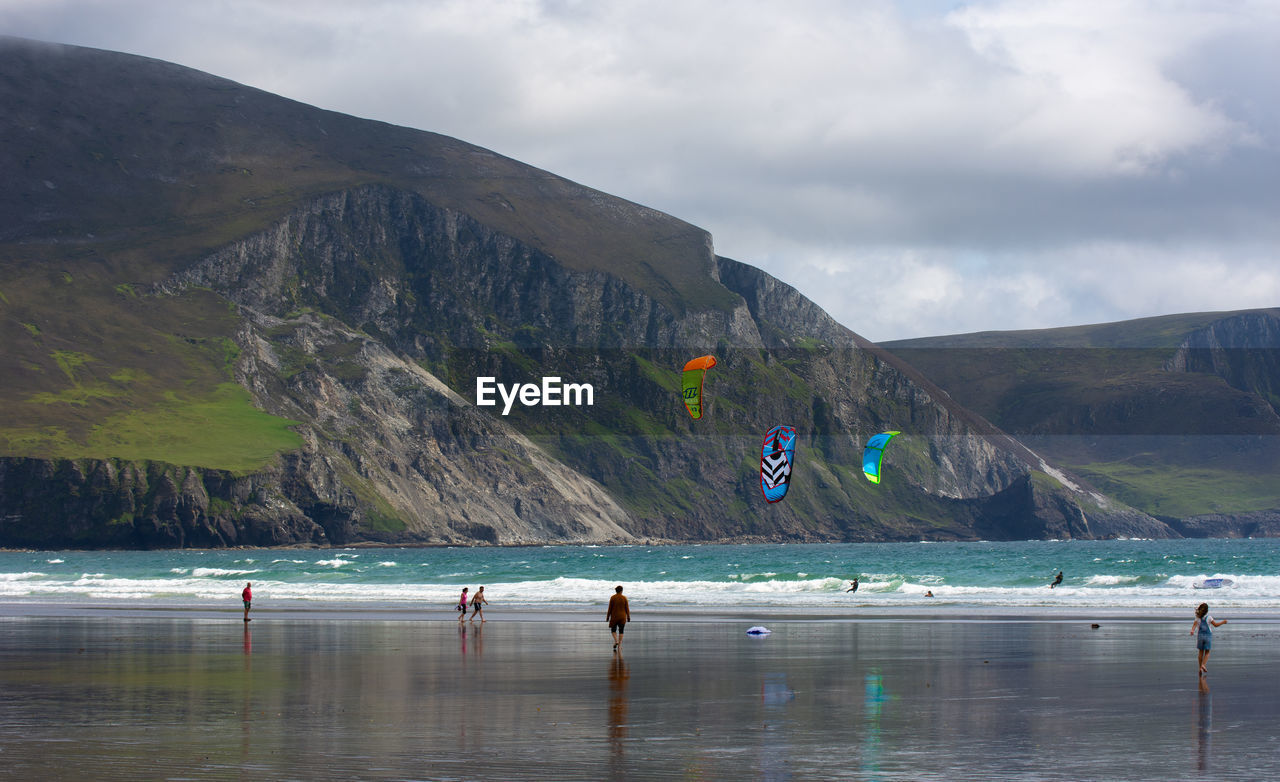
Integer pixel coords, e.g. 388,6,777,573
3,538,1278,616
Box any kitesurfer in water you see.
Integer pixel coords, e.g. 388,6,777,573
607,585,630,652
846,579,859,593
1050,571,1064,589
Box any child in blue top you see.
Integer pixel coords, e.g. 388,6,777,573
1191,602,1227,675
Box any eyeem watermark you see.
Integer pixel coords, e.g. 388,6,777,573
475,376,595,415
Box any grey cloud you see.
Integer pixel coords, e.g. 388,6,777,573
2,0,1276,340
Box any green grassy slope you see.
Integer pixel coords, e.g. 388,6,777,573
883,309,1280,349
882,310,1280,518
0,37,737,470
1,37,735,313
0,270,300,471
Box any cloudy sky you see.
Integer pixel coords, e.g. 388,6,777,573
4,0,1278,341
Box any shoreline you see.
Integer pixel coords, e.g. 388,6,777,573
5,600,1280,624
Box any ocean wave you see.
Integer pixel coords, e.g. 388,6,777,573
1084,575,1141,586
191,567,258,577
0,572,1273,610
4,540,1280,610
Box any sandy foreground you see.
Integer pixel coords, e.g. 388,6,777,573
1,606,1278,781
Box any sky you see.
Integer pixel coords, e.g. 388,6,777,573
3,0,1278,342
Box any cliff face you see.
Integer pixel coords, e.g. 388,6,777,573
130,184,1153,544
880,310,1280,532
1164,311,1280,419
0,38,1171,547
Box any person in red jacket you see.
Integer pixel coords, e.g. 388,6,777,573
242,582,252,622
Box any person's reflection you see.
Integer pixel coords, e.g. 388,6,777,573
608,652,630,771
241,624,253,766
760,673,795,781
1197,676,1212,772
862,671,888,779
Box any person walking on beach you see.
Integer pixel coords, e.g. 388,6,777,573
457,587,470,623
1191,602,1227,675
241,582,252,622
607,585,630,652
1050,571,1064,588
470,586,488,623
847,579,859,593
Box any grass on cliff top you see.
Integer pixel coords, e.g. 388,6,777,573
882,309,1280,349
1068,460,1280,518
0,277,302,472
2,384,302,473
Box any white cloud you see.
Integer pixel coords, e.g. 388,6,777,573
947,0,1257,176
2,0,1277,340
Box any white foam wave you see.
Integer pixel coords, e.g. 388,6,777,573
3,567,1280,611
1085,575,1141,586
191,567,257,577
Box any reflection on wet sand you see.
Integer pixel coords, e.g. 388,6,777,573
0,618,1276,780
760,672,796,781
607,653,629,775
863,670,887,779
241,624,253,771
1197,676,1212,773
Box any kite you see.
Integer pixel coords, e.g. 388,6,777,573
681,355,717,419
862,431,900,484
760,425,797,503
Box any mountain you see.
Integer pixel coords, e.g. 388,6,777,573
882,310,1280,535
0,38,1166,548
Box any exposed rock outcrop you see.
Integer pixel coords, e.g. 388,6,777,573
0,39,1177,548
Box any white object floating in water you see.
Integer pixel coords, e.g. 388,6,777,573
1193,577,1235,589
746,626,771,636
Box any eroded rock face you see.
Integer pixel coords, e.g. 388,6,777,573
1165,311,1280,423
0,39,1231,548
2,185,1169,548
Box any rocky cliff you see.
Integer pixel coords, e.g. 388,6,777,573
0,38,1171,547
881,310,1280,532
136,183,1161,544
1164,310,1280,418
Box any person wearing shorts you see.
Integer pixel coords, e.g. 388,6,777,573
241,582,252,622
457,588,469,623
606,585,630,652
470,586,488,623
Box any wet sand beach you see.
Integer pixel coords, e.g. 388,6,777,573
2,611,1278,780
